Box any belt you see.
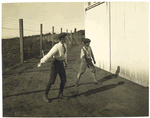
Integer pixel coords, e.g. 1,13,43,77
54,59,64,62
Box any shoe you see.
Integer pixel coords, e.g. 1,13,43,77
99,82,102,85
43,96,49,102
94,80,98,84
58,93,63,99
75,79,79,87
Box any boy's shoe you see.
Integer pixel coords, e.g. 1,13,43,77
99,82,102,85
75,79,79,87
94,80,98,84
43,96,49,102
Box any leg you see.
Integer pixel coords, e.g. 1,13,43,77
91,72,98,84
58,82,65,99
43,81,53,102
43,61,58,102
58,62,66,99
75,59,87,87
77,72,82,80
88,62,98,84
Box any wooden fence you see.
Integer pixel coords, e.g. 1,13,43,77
2,19,85,72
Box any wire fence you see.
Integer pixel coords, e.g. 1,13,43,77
2,17,85,72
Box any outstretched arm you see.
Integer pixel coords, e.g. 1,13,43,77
38,46,57,67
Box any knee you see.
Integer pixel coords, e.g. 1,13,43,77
60,80,66,85
78,69,85,75
91,69,96,73
80,72,84,75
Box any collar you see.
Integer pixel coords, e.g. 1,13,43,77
59,42,65,45
83,46,89,49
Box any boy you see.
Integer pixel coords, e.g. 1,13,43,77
75,38,99,87
38,33,67,102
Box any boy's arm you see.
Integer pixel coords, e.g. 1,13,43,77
38,46,57,67
64,44,67,67
80,48,85,59
91,48,96,64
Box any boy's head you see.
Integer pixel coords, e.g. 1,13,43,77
83,38,91,46
58,33,67,43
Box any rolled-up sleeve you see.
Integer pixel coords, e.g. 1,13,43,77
40,45,58,63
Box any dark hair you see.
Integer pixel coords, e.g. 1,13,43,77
83,38,91,44
58,33,67,40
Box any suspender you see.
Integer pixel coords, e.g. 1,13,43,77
82,46,90,59
82,47,93,68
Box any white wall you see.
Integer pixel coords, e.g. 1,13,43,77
85,2,149,87
85,3,110,71
110,2,149,86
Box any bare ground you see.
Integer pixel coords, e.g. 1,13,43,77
3,45,148,117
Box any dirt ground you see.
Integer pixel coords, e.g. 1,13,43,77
3,45,148,117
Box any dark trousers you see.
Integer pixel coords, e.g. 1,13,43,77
45,59,66,96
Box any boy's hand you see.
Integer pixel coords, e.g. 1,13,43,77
37,62,41,67
64,61,67,68
64,63,67,68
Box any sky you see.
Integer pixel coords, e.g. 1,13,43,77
2,2,85,39
2,0,146,39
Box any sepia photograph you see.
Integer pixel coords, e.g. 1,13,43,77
2,1,149,117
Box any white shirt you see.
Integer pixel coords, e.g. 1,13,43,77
80,46,92,59
40,42,67,63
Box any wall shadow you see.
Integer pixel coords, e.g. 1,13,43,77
3,69,51,75
98,66,120,83
3,85,76,98
98,74,118,83
3,81,125,99
3,89,45,98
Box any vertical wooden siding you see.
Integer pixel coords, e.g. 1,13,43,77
85,2,149,86
85,3,110,72
110,2,149,86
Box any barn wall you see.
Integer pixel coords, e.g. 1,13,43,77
85,3,110,71
85,2,149,87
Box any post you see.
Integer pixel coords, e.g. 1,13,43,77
52,26,54,46
74,28,76,33
78,32,81,44
70,30,73,45
66,29,68,44
78,31,80,44
61,28,62,33
19,19,24,63
40,24,43,57
80,32,82,43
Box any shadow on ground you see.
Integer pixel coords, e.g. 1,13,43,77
67,81,125,100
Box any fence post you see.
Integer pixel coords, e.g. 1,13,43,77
52,26,54,46
40,24,43,57
61,28,62,33
80,32,82,43
19,19,24,63
74,28,76,33
70,30,73,45
78,31,80,44
66,29,68,44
